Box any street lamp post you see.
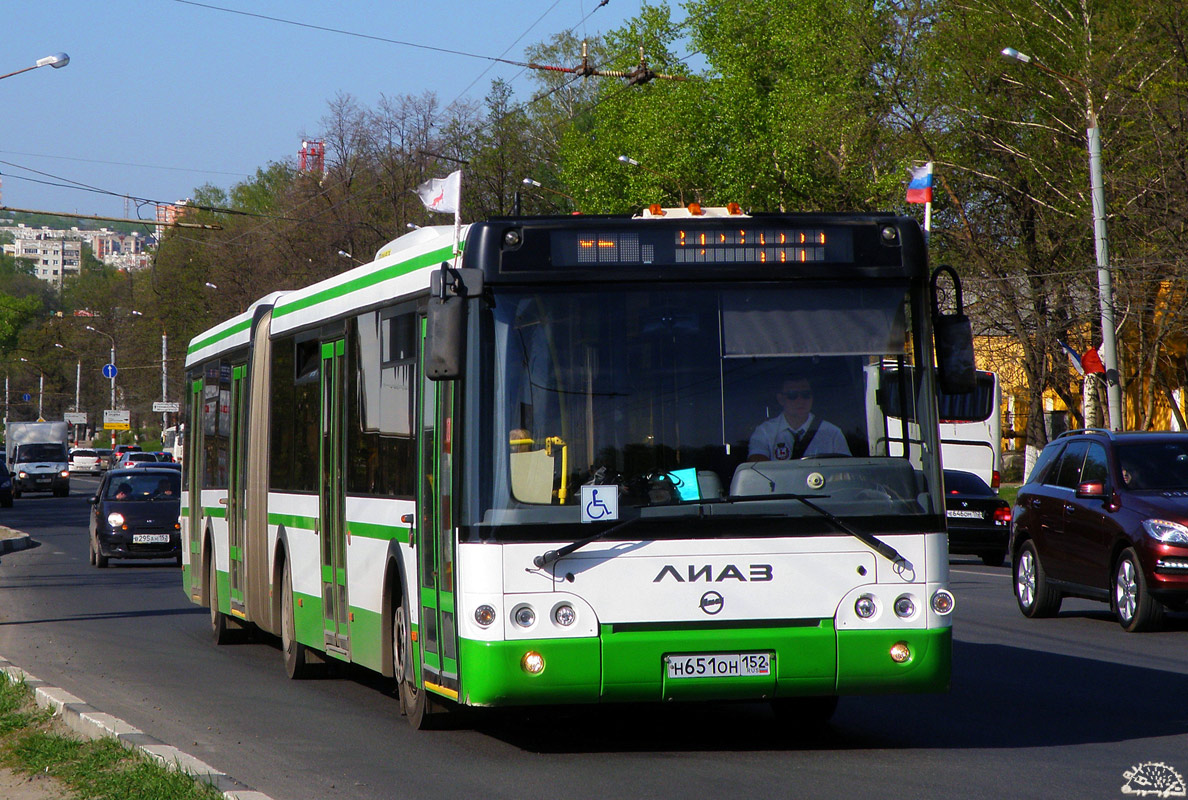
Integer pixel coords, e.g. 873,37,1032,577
53,344,81,412
18,359,43,420
0,52,69,82
85,325,116,411
1001,46,1124,431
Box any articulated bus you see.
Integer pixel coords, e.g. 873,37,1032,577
182,207,970,728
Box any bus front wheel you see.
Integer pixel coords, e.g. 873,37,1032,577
394,594,442,729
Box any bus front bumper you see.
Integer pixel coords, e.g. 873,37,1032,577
455,622,951,707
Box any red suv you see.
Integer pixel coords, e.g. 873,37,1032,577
1011,429,1188,631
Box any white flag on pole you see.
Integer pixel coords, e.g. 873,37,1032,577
415,170,462,215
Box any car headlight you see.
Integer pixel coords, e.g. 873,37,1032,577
59,469,70,479
18,471,27,479
1142,519,1188,545
107,512,126,528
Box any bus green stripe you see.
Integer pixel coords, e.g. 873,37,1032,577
269,511,318,531
348,520,408,543
204,506,226,519
272,243,457,320
187,318,251,356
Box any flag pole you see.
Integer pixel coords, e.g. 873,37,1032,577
923,162,933,245
453,171,463,262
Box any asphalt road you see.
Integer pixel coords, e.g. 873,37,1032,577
1,479,1186,800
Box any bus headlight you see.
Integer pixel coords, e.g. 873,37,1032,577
474,604,496,627
893,594,916,618
553,604,576,626
854,595,878,619
930,589,955,615
513,605,536,628
890,642,912,663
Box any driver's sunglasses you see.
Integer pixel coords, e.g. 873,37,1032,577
780,390,813,400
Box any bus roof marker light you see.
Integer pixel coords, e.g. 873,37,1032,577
889,642,912,663
727,202,743,215
687,203,703,216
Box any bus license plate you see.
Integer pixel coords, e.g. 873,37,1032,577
133,534,170,544
665,652,772,679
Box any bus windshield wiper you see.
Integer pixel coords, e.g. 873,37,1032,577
532,513,641,569
732,466,909,568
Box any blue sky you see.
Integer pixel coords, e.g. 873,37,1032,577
1,0,657,222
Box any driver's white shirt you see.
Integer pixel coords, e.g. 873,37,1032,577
747,412,850,460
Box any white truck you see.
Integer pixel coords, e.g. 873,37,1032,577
5,421,71,498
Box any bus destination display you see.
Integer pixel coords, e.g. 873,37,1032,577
549,226,854,268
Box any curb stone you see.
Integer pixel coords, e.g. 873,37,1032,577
0,528,34,557
1,649,274,798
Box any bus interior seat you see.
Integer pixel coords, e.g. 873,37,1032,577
510,450,556,504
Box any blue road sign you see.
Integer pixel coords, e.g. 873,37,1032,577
102,363,118,379
21,393,31,402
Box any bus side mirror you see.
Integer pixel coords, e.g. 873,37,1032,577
424,266,484,381
930,265,976,395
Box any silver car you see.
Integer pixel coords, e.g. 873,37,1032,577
69,448,102,475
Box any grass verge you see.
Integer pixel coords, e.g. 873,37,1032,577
0,673,223,800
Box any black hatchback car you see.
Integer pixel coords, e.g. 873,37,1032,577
1011,429,1188,631
944,469,1011,566
88,467,182,568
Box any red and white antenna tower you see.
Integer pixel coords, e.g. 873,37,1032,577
299,139,325,174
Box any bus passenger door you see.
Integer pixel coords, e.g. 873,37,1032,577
226,363,248,618
319,339,349,654
186,377,205,601
416,335,458,699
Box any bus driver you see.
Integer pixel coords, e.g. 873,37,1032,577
747,373,850,461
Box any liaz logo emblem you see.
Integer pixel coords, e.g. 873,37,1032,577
700,591,724,615
652,564,774,583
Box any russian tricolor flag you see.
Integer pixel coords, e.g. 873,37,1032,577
906,163,933,204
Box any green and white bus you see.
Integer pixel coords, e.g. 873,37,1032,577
182,206,969,727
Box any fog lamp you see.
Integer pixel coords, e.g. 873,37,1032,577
889,642,912,663
553,604,576,626
930,589,955,615
854,595,877,619
474,604,496,627
521,650,545,674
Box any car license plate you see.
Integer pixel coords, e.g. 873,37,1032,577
132,534,170,544
35,477,51,483
665,652,772,679
947,509,983,519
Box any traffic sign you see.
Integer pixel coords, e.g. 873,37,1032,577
153,401,181,413
102,363,118,379
21,393,30,402
103,409,130,430
64,412,88,425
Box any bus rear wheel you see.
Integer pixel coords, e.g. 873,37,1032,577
209,557,232,644
394,594,442,729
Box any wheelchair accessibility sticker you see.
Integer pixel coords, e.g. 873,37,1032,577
581,485,619,524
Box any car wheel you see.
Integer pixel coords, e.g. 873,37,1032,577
1112,548,1165,632
281,561,316,678
94,540,108,569
1014,540,1061,617
88,536,96,566
980,550,1007,568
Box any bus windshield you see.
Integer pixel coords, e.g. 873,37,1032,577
476,283,942,534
